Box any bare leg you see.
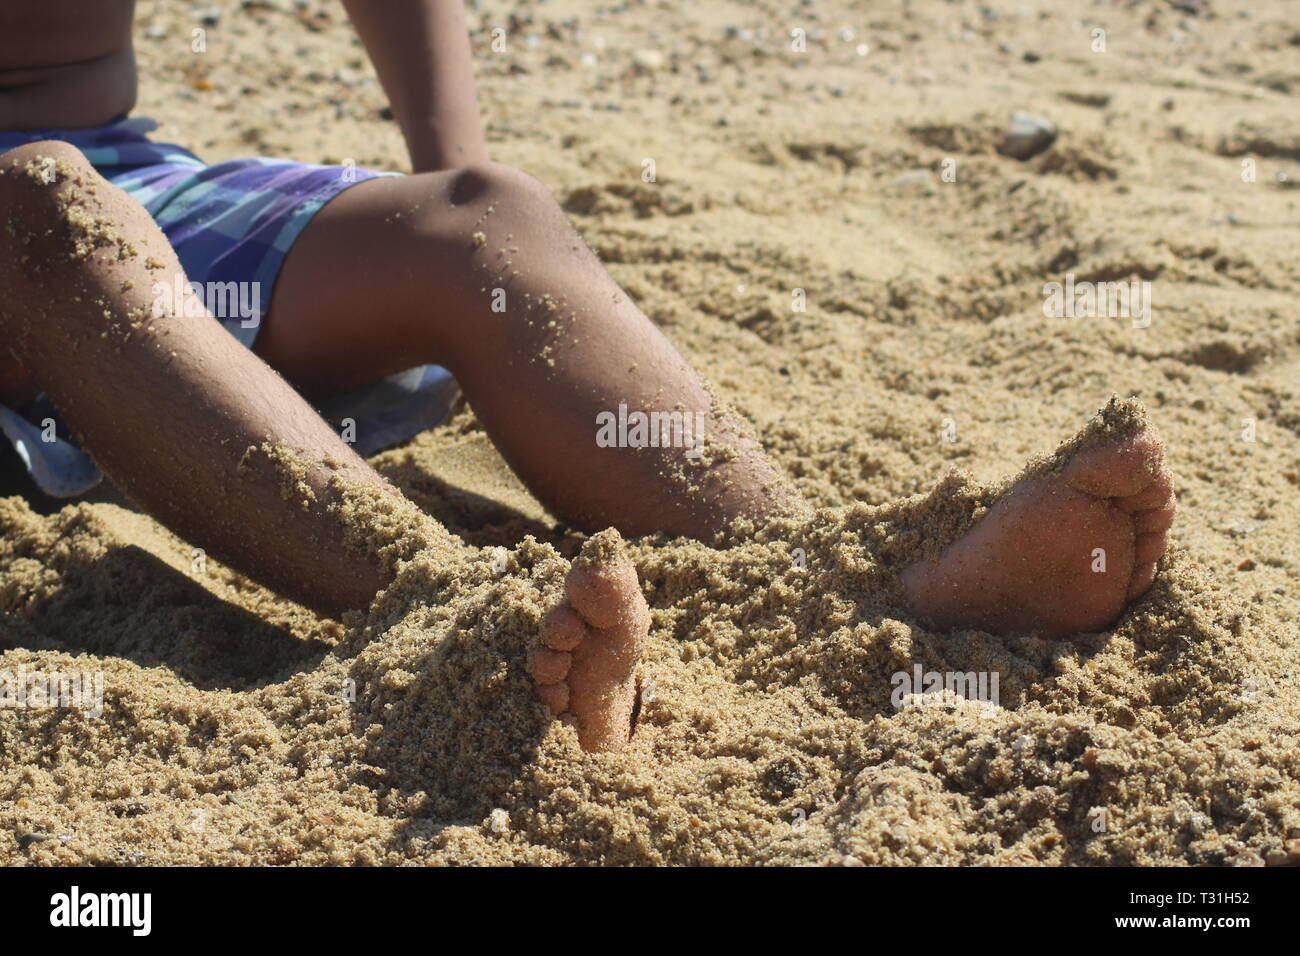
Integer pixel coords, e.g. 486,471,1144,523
0,141,397,615
0,140,649,750
257,164,805,541
258,163,1177,638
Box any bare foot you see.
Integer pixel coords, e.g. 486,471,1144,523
900,426,1177,637
530,532,649,751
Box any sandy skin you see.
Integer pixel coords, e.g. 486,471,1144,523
530,542,650,752
900,426,1176,638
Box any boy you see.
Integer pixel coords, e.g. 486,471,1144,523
0,1,1176,751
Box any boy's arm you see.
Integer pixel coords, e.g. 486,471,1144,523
341,0,487,172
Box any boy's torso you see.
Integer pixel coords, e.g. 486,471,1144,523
0,0,137,130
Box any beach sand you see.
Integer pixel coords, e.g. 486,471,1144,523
1,0,1298,865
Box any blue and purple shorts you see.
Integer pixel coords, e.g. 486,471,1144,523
0,116,460,497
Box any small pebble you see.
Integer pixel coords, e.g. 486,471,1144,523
999,111,1057,160
632,49,665,72
191,4,222,27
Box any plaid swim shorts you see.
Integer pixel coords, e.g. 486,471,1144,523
0,116,460,497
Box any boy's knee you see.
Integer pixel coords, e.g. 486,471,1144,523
447,161,547,203
398,162,562,266
0,141,105,254
0,141,116,289
0,139,96,192
444,161,557,221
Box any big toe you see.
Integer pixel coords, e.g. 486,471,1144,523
566,534,646,630
1063,427,1168,500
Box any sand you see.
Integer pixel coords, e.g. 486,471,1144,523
2,0,1299,866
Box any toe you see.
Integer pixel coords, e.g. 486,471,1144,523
534,682,569,714
541,606,589,651
602,600,651,669
1064,428,1166,499
1134,496,1177,533
1115,471,1174,513
566,561,644,630
530,647,571,685
1127,560,1158,599
1134,529,1169,565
